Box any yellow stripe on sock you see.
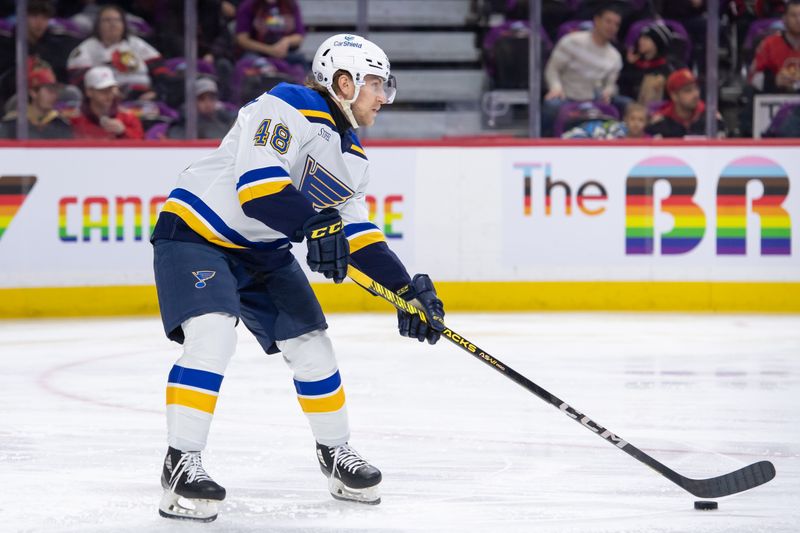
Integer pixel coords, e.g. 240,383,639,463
166,386,218,414
297,387,346,413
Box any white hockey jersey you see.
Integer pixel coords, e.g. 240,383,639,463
156,83,390,273
67,36,161,91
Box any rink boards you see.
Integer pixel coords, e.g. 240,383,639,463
0,140,798,316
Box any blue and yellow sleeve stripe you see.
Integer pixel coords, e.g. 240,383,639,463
166,365,224,415
161,188,262,249
268,83,337,129
294,370,346,414
161,188,290,250
345,143,367,160
237,165,293,205
343,133,367,160
345,222,385,253
300,109,336,129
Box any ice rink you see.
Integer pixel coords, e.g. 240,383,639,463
1,312,798,532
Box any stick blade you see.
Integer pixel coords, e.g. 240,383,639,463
681,461,776,498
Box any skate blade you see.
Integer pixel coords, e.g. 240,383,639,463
328,476,381,505
159,490,219,522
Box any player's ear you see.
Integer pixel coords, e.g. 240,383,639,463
336,73,355,100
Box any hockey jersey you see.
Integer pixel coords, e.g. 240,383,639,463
67,36,161,91
153,83,410,289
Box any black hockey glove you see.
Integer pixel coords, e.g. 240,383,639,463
303,208,349,284
397,274,445,344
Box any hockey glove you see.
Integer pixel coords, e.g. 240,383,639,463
303,208,349,284
397,274,445,344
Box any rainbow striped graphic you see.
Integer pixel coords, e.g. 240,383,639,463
365,194,377,221
0,176,37,241
626,157,705,255
363,194,404,238
524,174,532,215
149,196,167,236
82,196,110,242
514,162,547,216
383,194,404,238
115,196,143,241
717,157,791,256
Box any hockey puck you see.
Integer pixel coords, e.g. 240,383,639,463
694,501,718,511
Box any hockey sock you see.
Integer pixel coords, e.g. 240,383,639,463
277,329,350,446
166,313,237,451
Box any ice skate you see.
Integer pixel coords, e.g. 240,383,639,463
159,447,226,522
316,442,382,504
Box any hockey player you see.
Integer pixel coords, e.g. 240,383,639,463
152,34,446,521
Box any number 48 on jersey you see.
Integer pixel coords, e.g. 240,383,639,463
253,119,292,154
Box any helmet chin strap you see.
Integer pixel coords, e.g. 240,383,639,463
327,85,362,129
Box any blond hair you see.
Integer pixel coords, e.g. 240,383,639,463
305,70,352,97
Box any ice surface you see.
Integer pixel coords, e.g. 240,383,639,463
1,313,798,532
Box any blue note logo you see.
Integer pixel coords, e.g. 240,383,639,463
299,155,354,209
192,270,216,289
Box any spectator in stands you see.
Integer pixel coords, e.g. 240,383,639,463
646,68,724,137
0,0,80,108
0,61,73,139
71,65,143,139
561,115,626,138
542,5,624,136
623,102,648,138
728,0,788,60
576,0,654,38
737,0,800,135
166,77,236,139
234,0,307,83
750,0,800,93
67,4,163,100
561,101,649,139
619,22,677,104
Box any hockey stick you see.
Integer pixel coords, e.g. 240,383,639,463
347,265,776,499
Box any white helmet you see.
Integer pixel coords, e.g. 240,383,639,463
312,33,397,129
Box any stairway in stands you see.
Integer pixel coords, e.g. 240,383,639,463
300,0,485,139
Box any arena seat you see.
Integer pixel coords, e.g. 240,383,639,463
301,0,474,27
364,109,482,138
391,70,484,103
298,0,484,138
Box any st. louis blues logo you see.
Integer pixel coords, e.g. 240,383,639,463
298,155,354,209
192,270,216,289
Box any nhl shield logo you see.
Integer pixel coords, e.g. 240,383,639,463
192,270,216,289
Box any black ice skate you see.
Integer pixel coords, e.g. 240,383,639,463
159,446,226,522
316,442,382,504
